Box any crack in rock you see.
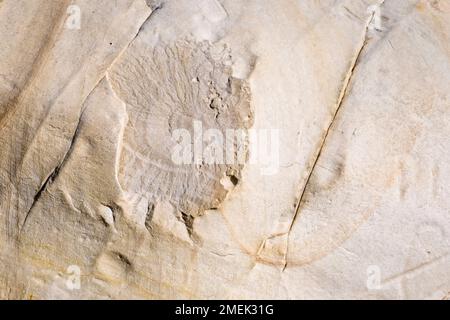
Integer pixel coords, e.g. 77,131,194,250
20,104,87,233
282,2,386,271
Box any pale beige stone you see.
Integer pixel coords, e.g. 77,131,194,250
0,0,449,299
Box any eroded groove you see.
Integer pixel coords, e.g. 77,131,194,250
144,202,155,233
0,0,72,130
20,105,87,233
104,4,161,74
18,6,161,234
282,5,383,271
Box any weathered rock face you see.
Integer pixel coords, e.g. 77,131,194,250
0,0,449,299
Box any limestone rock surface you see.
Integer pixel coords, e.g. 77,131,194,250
0,0,449,299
